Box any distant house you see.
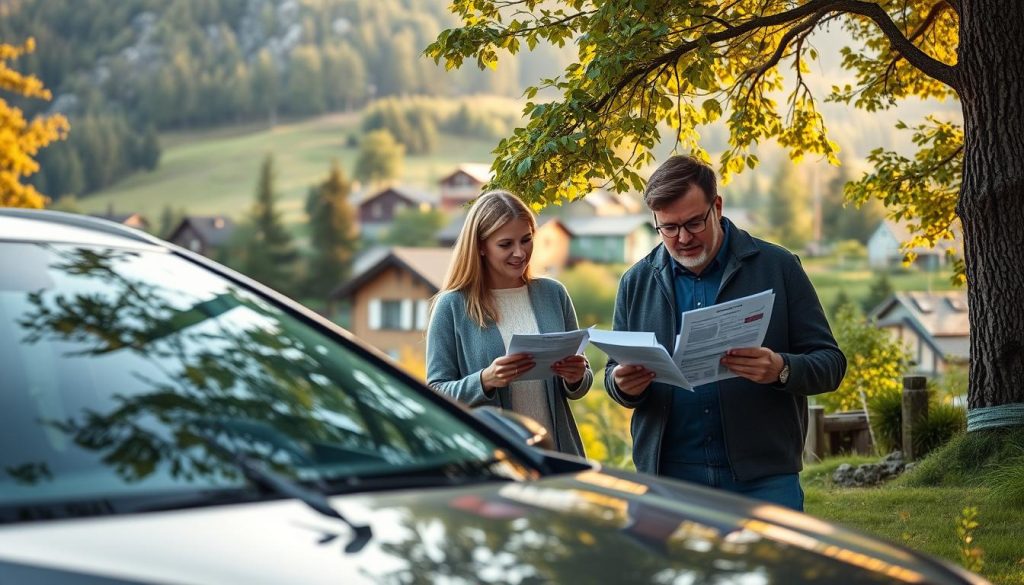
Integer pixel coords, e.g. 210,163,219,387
91,211,150,232
867,220,961,269
167,216,236,257
331,247,451,359
869,291,969,376
562,214,658,265
354,186,437,239
437,214,572,275
438,163,492,211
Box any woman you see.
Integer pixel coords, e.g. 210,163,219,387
426,190,592,457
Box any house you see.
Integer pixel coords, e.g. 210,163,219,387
869,291,969,376
562,214,658,265
331,247,451,359
354,186,437,239
167,215,236,257
438,163,493,211
437,214,573,275
867,220,961,269
91,211,150,232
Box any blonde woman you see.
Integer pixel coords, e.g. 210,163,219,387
426,190,592,456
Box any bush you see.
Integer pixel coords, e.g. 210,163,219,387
912,402,966,457
868,385,904,453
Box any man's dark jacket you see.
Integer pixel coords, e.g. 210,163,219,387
604,218,846,481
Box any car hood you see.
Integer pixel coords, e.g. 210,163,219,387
0,468,980,584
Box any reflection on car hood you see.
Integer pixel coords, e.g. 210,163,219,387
0,469,980,584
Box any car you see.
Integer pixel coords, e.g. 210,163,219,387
0,208,988,584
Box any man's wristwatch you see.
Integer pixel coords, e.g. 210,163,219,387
778,356,790,385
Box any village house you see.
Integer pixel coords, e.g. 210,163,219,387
561,214,658,265
869,291,969,376
355,186,437,239
867,219,962,269
438,163,492,211
167,215,236,257
330,247,450,360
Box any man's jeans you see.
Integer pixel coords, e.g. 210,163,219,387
661,461,804,511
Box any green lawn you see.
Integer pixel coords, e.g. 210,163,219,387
78,113,499,229
803,445,1024,585
802,256,960,314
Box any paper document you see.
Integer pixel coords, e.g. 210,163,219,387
588,328,693,389
506,329,590,381
587,289,776,390
672,289,775,387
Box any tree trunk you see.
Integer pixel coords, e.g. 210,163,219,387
958,1,1024,410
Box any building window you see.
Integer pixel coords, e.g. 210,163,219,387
381,300,403,330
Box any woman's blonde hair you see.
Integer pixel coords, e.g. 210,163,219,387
438,190,537,326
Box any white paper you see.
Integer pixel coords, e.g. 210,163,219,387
672,289,775,387
589,328,693,390
506,329,590,381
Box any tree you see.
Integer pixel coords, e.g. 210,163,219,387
428,2,1023,422
238,155,299,294
766,161,813,250
355,129,404,185
383,207,447,247
0,38,69,208
862,272,894,314
821,303,909,414
305,161,360,299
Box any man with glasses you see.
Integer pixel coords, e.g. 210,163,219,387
604,155,845,511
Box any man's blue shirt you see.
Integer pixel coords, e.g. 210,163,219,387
662,220,732,466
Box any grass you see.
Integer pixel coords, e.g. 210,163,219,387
803,428,1024,584
78,112,499,230
802,256,960,314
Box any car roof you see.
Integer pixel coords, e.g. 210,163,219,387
0,208,165,250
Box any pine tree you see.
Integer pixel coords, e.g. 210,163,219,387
241,155,299,294
305,161,359,299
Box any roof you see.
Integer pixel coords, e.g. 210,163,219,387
440,163,493,185
332,246,452,300
169,216,236,247
90,212,149,227
560,214,655,237
870,291,970,360
352,186,437,207
576,189,644,213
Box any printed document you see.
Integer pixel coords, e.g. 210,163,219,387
672,289,775,387
588,289,775,390
506,329,590,381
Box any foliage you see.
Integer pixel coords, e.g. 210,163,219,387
305,161,359,299
819,303,908,413
557,262,618,327
833,239,867,265
766,162,812,250
572,380,633,470
828,289,854,320
157,204,186,239
0,38,68,208
383,208,447,247
956,506,984,574
361,96,523,155
904,427,1024,488
912,402,966,457
235,155,299,295
931,362,968,405
355,130,404,185
867,385,904,454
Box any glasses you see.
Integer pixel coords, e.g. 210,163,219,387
655,204,715,238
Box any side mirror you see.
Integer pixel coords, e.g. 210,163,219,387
473,406,555,451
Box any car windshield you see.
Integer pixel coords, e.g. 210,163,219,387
0,242,504,511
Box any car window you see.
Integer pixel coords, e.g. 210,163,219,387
0,243,500,508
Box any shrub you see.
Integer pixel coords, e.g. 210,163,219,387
912,402,966,457
868,385,904,453
987,446,1024,508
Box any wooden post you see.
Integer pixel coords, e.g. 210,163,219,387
805,405,826,462
902,376,929,459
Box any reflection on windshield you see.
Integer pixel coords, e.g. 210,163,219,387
0,243,500,513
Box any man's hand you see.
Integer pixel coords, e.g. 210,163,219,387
612,364,655,397
720,347,784,384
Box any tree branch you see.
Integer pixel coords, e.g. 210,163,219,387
588,0,959,116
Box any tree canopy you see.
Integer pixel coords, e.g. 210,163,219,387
0,38,68,208
429,1,1024,420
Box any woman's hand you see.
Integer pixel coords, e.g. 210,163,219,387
552,354,587,385
482,352,535,390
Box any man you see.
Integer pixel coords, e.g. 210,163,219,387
605,155,845,510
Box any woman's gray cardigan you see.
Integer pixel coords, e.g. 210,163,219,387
426,277,592,457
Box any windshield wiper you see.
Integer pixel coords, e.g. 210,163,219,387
194,428,372,553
